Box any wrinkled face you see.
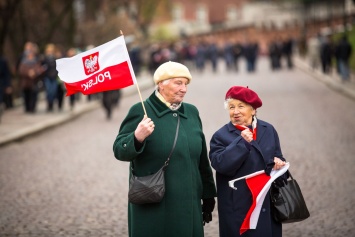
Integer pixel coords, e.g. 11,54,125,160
158,77,188,104
227,99,255,126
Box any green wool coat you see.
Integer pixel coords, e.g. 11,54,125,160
113,92,217,237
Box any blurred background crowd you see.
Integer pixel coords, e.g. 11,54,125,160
0,0,354,120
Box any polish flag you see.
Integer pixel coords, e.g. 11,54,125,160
56,36,136,96
228,163,290,235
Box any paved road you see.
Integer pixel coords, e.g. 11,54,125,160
1,57,355,237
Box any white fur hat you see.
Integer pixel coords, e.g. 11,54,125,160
153,61,192,84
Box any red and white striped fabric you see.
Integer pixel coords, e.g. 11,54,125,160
56,36,136,96
229,163,290,235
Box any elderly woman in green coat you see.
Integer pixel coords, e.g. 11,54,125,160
113,61,217,237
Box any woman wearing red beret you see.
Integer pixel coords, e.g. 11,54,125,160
209,86,287,237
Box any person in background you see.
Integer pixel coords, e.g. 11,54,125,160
223,39,235,72
209,86,287,237
54,47,65,111
335,34,352,82
208,38,219,73
102,89,121,120
244,39,259,73
18,43,46,113
129,42,142,76
232,40,243,72
320,34,334,74
113,61,217,237
42,43,59,112
0,55,12,122
282,35,294,69
66,48,78,110
268,37,282,71
307,33,321,70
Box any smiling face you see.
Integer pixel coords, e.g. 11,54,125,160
158,77,189,104
227,99,256,126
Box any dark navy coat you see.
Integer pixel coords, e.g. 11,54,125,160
209,120,284,237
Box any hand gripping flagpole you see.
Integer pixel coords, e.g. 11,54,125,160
120,30,147,117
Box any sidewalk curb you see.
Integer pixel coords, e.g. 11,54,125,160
0,101,100,146
0,76,154,147
294,57,355,101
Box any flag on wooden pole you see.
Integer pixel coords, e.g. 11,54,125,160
56,36,136,96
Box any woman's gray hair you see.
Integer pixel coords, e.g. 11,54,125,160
155,78,171,90
224,98,233,110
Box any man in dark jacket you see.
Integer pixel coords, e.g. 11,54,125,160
0,56,12,122
335,35,352,82
320,35,334,74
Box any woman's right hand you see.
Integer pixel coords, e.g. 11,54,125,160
273,157,286,170
134,116,155,143
241,128,253,143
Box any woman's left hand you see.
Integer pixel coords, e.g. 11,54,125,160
273,157,286,170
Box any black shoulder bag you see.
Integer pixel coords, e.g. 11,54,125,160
128,115,180,205
270,171,310,223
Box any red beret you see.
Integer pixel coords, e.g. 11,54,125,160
225,86,262,109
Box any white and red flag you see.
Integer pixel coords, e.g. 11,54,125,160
228,163,290,235
56,36,136,96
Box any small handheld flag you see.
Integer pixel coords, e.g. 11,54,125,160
56,34,147,116
229,163,290,235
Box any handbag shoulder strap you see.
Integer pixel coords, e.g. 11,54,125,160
131,114,180,172
163,114,180,169
287,170,294,180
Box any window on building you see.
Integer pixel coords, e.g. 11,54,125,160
226,7,238,21
173,5,183,22
196,5,207,23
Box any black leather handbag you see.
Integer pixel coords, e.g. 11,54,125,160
270,171,310,223
128,115,180,205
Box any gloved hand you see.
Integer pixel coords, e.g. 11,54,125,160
202,198,215,225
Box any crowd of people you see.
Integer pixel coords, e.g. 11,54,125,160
307,33,353,82
145,36,298,77
268,36,295,70
0,32,353,122
146,38,260,75
1,41,77,116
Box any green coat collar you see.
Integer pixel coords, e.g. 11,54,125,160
146,92,187,119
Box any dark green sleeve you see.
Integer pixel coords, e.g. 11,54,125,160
195,109,217,198
113,103,146,161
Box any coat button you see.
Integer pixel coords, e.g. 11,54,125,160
173,113,177,117
123,144,127,148
262,208,266,212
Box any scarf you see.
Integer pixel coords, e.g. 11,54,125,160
234,116,258,140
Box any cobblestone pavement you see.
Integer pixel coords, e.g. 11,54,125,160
1,57,355,237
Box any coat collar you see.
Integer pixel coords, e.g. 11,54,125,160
146,92,187,118
227,120,268,162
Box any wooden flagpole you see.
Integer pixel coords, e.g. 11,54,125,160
120,30,147,117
